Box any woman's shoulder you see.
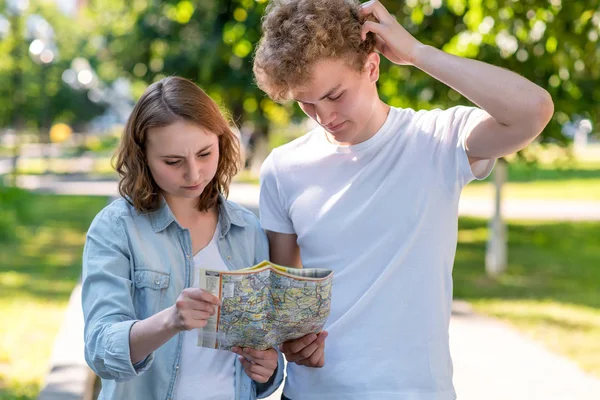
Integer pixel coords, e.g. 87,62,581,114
88,197,139,233
95,197,136,220
221,198,260,227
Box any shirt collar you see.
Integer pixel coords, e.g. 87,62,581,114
149,194,248,234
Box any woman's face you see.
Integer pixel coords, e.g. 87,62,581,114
145,120,219,203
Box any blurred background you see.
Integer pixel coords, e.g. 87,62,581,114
0,0,598,399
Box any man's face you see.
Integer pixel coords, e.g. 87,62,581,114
146,120,220,204
290,54,381,146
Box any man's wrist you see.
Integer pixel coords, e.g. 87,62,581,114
411,43,435,69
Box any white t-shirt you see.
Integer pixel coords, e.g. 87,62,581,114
173,223,236,400
259,106,494,400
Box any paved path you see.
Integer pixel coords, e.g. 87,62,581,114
37,284,95,400
448,304,600,400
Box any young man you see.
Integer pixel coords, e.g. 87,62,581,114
253,0,553,399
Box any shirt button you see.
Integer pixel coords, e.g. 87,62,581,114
155,280,160,285
176,365,180,370
226,256,232,260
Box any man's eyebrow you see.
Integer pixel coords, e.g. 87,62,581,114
318,84,342,100
160,144,213,158
293,84,342,103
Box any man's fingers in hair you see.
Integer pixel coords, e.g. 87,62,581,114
359,0,393,23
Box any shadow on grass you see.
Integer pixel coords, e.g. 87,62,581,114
0,192,108,302
454,217,600,310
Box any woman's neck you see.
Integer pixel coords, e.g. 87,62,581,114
164,195,217,228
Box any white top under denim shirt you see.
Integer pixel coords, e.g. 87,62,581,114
82,195,284,400
173,221,236,400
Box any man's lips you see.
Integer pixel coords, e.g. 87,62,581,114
325,121,346,131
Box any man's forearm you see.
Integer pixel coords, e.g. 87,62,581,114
413,45,552,127
266,230,303,268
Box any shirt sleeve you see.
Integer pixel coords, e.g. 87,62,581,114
251,212,270,264
81,208,155,381
421,106,495,191
259,153,295,234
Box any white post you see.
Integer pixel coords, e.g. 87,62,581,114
485,159,507,276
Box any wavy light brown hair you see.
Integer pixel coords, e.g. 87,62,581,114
114,76,241,213
253,0,376,102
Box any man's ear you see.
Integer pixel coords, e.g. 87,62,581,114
364,52,381,83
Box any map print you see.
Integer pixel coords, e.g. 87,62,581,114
198,261,333,351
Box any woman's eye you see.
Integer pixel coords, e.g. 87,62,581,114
165,160,181,166
198,152,211,158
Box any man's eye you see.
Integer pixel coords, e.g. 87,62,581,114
165,160,181,166
328,92,343,101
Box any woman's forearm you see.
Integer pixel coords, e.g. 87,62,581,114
129,306,179,365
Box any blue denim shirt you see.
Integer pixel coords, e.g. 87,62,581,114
82,195,284,400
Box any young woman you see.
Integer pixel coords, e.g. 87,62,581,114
82,76,283,400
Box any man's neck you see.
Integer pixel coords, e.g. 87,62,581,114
364,100,391,141
326,99,391,146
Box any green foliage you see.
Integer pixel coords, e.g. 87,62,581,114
85,0,599,144
0,184,33,242
2,0,598,144
0,2,107,133
85,0,286,129
377,0,600,143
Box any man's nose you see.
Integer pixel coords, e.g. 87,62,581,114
315,103,336,126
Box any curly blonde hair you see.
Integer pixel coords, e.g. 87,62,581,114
114,76,241,213
253,0,376,102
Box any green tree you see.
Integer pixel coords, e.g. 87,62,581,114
0,1,106,134
85,0,294,144
377,0,599,143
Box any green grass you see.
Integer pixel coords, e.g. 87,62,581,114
454,218,600,377
0,192,107,400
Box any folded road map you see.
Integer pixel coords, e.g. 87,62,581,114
197,261,333,351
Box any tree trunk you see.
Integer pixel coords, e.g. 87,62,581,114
485,158,507,276
9,13,24,187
